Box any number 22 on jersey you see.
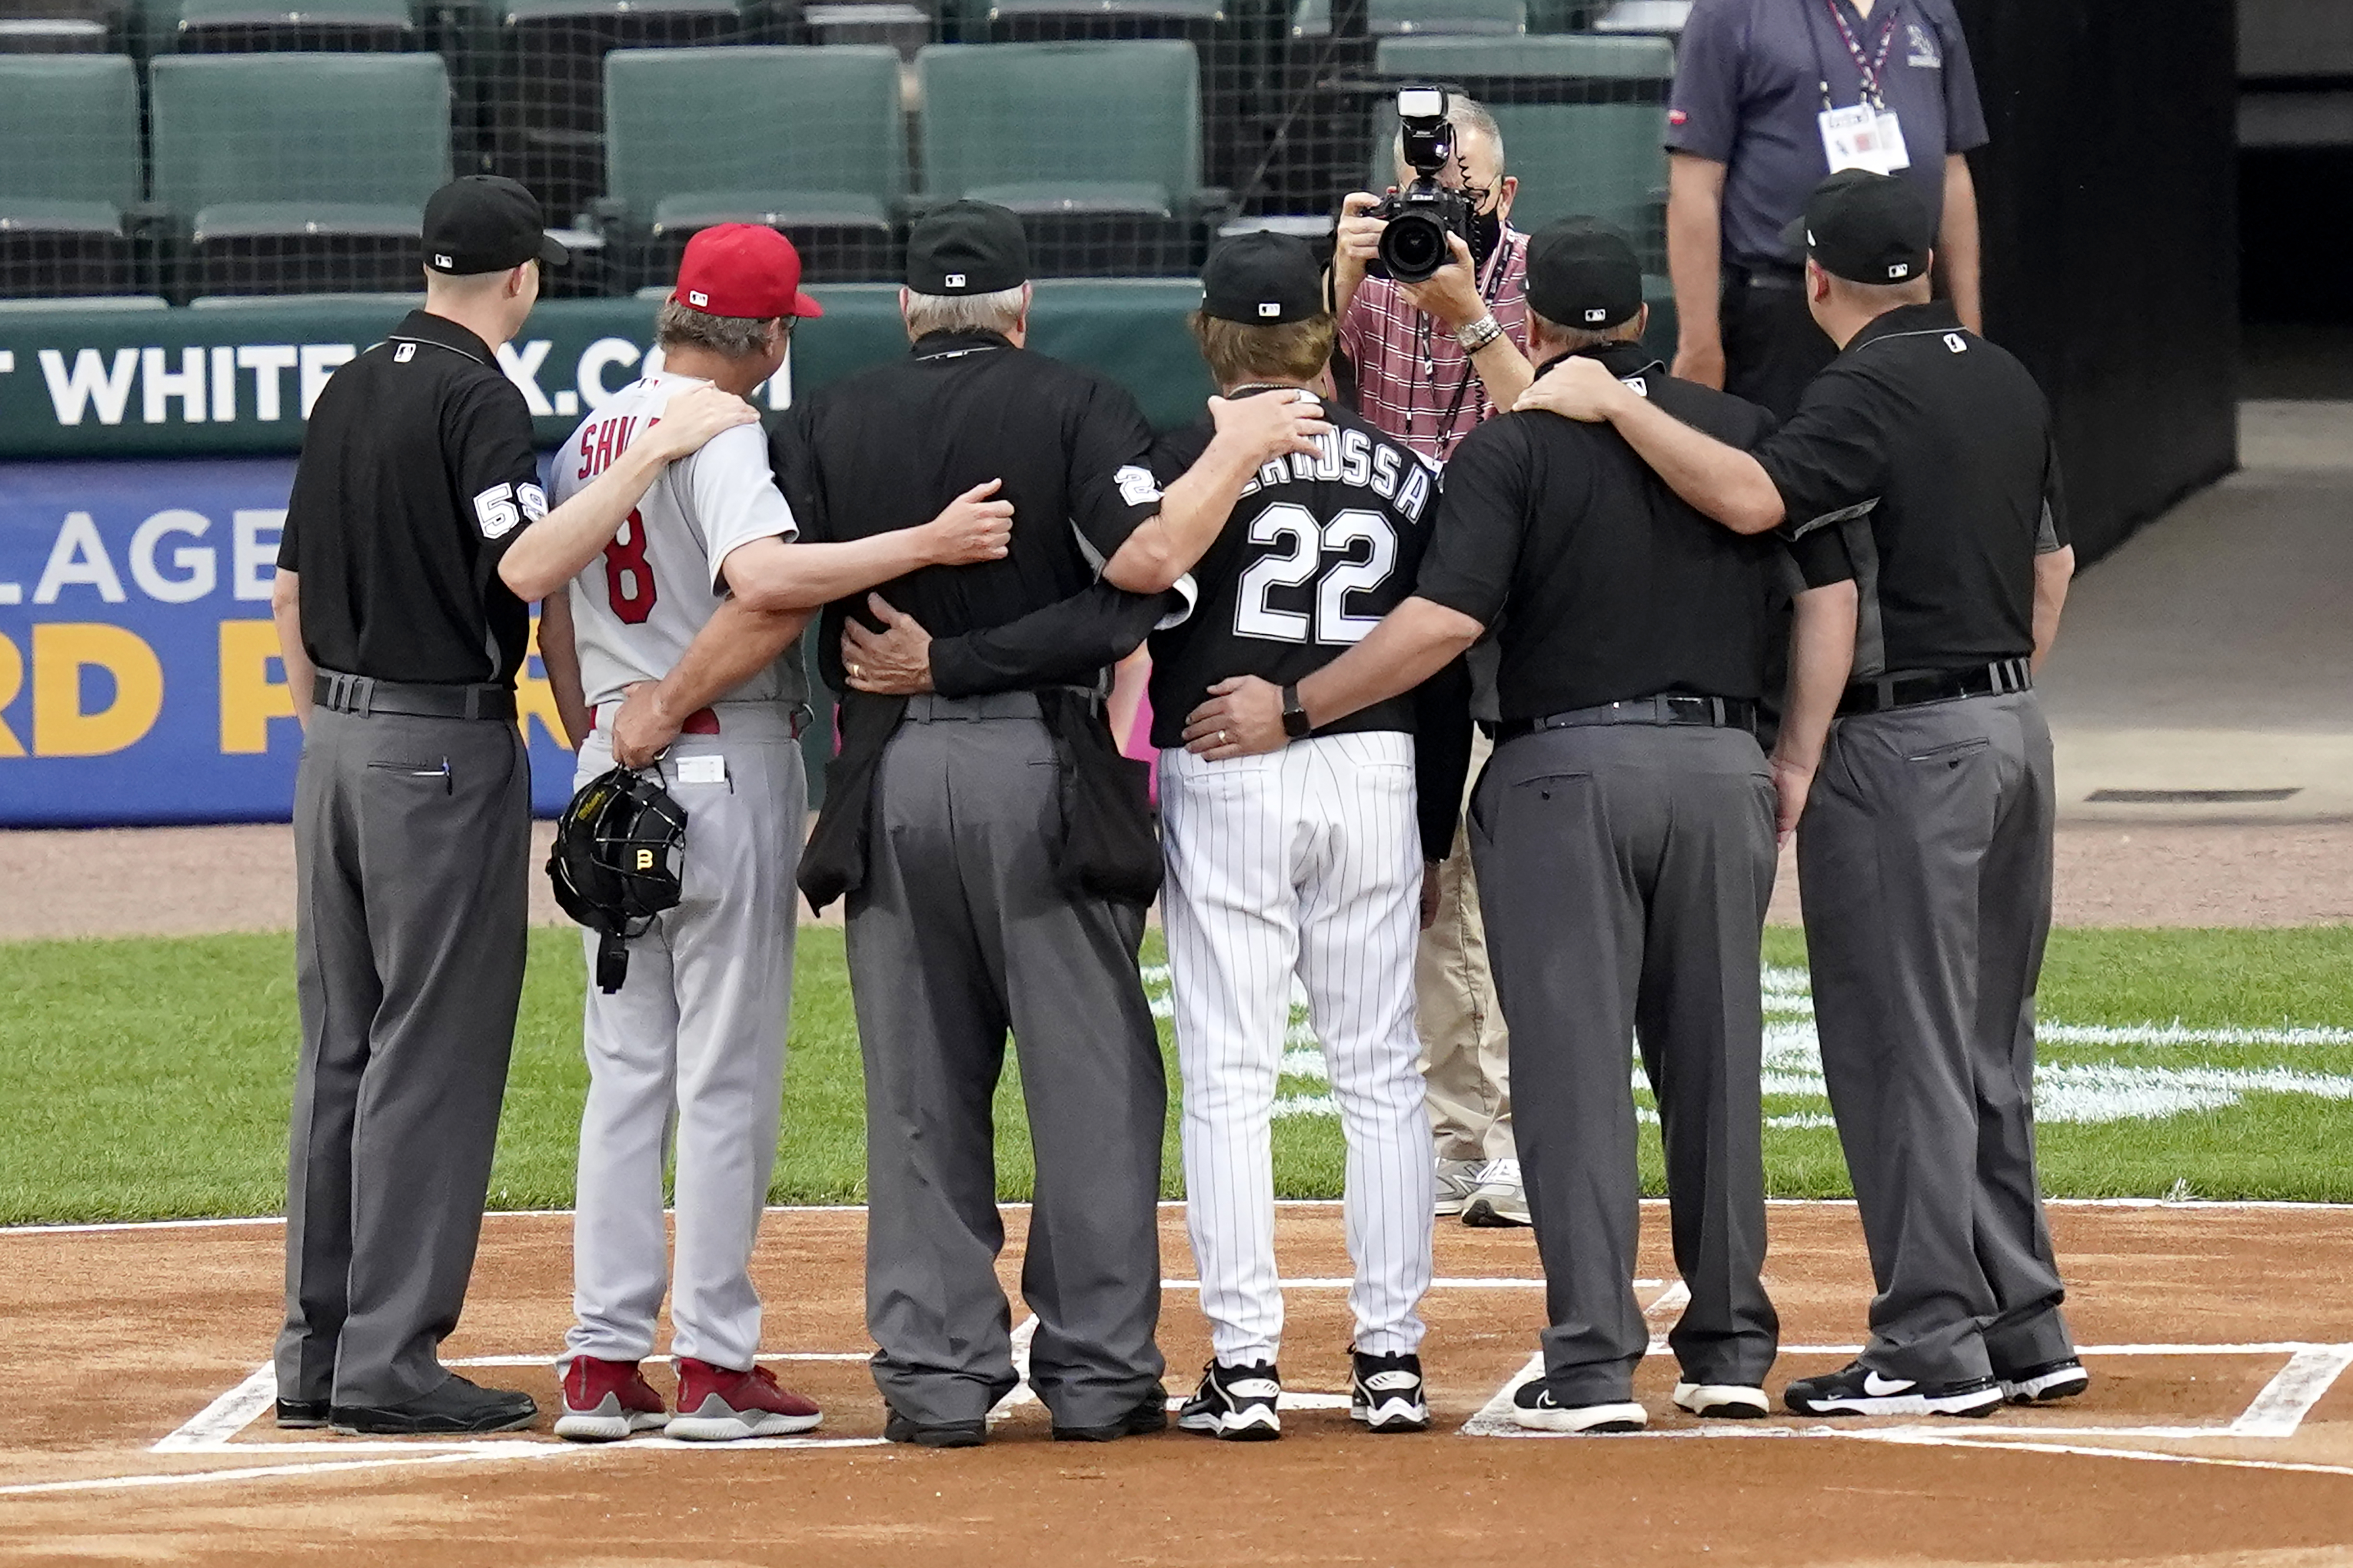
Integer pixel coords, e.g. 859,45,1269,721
1235,502,1397,646
603,509,658,624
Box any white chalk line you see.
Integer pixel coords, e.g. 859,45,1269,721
2229,1345,2353,1436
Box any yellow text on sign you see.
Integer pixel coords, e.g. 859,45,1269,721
26,623,165,756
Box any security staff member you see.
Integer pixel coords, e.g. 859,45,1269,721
1186,218,1856,1433
1665,0,1988,418
1525,171,2084,1418
270,174,755,1436
775,202,1329,1447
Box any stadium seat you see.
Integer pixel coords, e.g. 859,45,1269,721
602,44,903,284
1372,30,1672,80
0,54,141,296
490,0,784,232
0,0,126,52
153,0,418,54
148,52,453,298
915,39,1218,275
1290,0,1524,38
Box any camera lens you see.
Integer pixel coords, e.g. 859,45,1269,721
1379,211,1449,284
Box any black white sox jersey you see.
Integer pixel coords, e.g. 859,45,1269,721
1146,402,1439,749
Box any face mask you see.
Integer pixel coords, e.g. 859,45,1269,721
1467,206,1503,272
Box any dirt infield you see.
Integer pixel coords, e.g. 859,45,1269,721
2,1202,2351,1566
6,818,2353,940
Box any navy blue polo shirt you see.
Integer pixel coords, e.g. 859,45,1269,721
1666,0,1988,272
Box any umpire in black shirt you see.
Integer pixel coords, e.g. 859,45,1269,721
779,202,1328,1446
1526,171,2084,1418
270,175,756,1435
1188,219,1856,1433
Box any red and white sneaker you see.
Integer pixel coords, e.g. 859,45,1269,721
553,1357,670,1443
668,1360,823,1441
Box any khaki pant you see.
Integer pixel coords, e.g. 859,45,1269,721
1416,728,1513,1163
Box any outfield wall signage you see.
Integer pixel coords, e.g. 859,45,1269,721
0,457,585,826
0,281,1217,462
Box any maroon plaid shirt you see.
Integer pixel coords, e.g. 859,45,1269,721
1336,225,1531,467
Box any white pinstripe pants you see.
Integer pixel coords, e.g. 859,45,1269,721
1159,732,1435,1365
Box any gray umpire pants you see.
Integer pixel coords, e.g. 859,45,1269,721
847,692,1167,1430
1798,690,2075,1385
277,702,530,1408
1469,722,1780,1404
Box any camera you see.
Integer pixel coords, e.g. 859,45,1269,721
1365,85,1476,286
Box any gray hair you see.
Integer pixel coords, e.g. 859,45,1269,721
1527,308,1644,354
654,298,784,360
1395,93,1505,176
902,283,1028,339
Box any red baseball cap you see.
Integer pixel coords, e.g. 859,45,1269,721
671,224,824,320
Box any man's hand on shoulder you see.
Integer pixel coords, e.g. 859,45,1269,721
1207,388,1331,468
1515,356,1631,423
643,383,760,463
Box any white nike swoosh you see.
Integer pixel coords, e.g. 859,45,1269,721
1862,1371,1915,1396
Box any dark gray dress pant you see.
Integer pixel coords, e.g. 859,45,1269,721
847,694,1167,1430
1798,690,2075,1384
1469,723,1780,1404
276,705,530,1408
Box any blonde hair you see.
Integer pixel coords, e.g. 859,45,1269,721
1188,310,1337,387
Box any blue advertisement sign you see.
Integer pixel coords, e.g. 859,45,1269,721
0,457,580,826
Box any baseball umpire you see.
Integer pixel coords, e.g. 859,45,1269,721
268,175,754,1435
1525,170,2085,1417
778,202,1328,1447
1189,217,1855,1433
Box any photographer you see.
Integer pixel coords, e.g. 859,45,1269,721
1331,91,1535,466
1329,88,1530,1231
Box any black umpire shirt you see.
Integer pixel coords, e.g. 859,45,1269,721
773,328,1163,688
1763,302,2069,678
277,310,547,688
1414,343,1800,721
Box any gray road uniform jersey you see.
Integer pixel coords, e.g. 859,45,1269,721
549,372,810,1376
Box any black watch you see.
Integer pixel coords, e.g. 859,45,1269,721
1280,683,1312,740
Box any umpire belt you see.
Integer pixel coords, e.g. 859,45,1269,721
314,670,516,722
901,688,1101,723
1839,658,2032,717
1497,694,1758,743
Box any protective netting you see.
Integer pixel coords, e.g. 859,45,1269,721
0,0,1683,302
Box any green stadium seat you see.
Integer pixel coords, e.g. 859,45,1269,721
602,44,903,283
0,54,140,295
1291,0,1524,38
0,0,125,52
156,0,416,53
148,52,453,297
915,39,1213,274
1373,30,1672,78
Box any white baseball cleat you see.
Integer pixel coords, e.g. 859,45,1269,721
1672,1381,1771,1419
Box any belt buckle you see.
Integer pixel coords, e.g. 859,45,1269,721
1662,694,1705,724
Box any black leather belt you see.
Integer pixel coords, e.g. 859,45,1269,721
314,670,516,722
1498,694,1758,742
1839,658,2032,717
1727,261,1806,293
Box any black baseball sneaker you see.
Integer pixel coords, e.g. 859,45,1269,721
1350,1350,1430,1432
330,1373,537,1435
883,1409,987,1449
1998,1357,2090,1405
1177,1360,1282,1440
1782,1361,2004,1418
1509,1379,1646,1434
1053,1383,1171,1443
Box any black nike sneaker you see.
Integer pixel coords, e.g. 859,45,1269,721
1176,1360,1281,1441
1998,1356,2090,1405
1782,1361,2004,1418
1349,1349,1429,1433
1509,1379,1646,1433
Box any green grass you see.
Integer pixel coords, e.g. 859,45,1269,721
2,926,2350,1223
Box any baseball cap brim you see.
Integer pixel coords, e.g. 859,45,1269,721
787,290,825,319
538,231,573,269
1779,214,1810,254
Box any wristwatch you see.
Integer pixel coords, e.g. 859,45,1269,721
1280,683,1312,741
1455,313,1504,353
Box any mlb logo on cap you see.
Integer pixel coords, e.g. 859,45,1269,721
688,290,709,307
1258,301,1280,318
433,253,454,269
1584,307,1607,323
1888,262,1910,278
945,272,967,290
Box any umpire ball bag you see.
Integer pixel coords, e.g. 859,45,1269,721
547,766,688,993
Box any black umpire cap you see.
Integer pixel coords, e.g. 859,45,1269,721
1783,169,1934,287
423,175,569,274
907,200,1029,296
1201,230,1324,324
1524,218,1644,331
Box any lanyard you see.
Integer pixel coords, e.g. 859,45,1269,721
1405,232,1515,463
1818,0,1900,108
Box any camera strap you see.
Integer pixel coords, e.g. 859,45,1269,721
1410,231,1515,462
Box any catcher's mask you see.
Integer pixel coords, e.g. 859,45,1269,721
547,765,688,993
